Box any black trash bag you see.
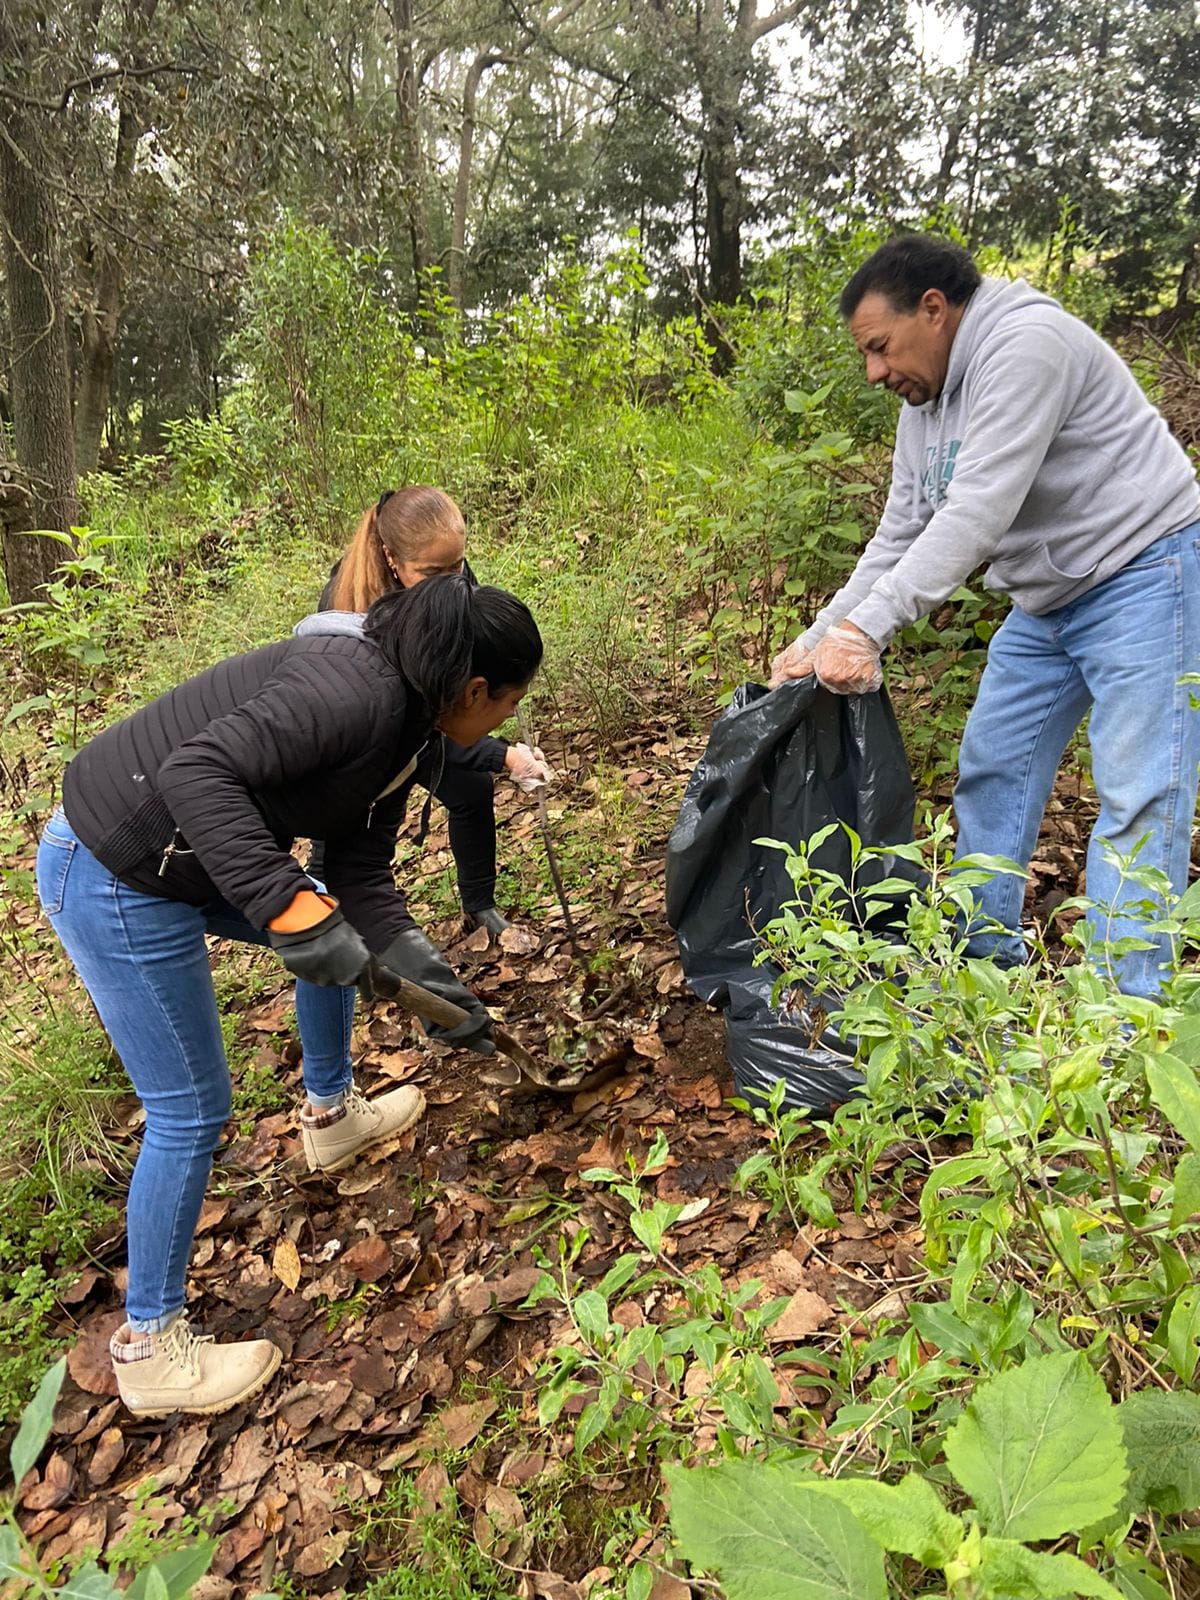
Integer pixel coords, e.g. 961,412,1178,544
666,678,919,1116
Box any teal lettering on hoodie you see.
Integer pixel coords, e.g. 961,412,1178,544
798,276,1200,651
922,439,961,507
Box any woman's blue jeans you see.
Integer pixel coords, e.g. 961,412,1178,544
36,810,356,1331
954,524,1200,999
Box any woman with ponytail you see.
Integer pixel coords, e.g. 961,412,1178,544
37,576,542,1418
322,487,552,936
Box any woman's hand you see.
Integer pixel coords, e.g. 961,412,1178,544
267,893,369,986
504,742,554,793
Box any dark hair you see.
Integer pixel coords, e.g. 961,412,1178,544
363,574,543,712
839,234,982,319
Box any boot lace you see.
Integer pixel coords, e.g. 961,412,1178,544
344,1087,375,1120
158,1316,213,1378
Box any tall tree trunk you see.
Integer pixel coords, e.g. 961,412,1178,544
391,0,432,289
931,0,995,209
74,97,142,473
689,0,800,364
0,94,77,604
449,52,504,315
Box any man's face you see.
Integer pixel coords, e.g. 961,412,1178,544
848,289,961,407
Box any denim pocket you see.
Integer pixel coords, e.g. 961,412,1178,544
36,820,76,916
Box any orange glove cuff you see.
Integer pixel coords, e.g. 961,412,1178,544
267,890,337,934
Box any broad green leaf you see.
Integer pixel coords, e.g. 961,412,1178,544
10,1355,66,1487
808,1472,964,1566
944,1353,1126,1540
978,1536,1124,1599
595,1253,642,1300
1166,1286,1200,1383
1050,1045,1105,1095
920,1156,996,1226
126,1540,217,1600
908,1299,978,1360
1115,1389,1200,1516
625,1564,654,1600
0,1527,28,1584
574,1394,614,1455
573,1290,611,1345
60,1561,121,1598
1106,1552,1173,1600
1170,1152,1200,1228
666,1461,888,1600
1145,1055,1200,1150
1169,1013,1200,1067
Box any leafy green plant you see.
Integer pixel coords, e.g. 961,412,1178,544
685,821,1200,1593
661,396,872,694
1,1359,221,1597
3,527,129,762
527,1133,803,1466
667,1352,1200,1598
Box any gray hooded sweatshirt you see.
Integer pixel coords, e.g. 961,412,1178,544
799,277,1200,651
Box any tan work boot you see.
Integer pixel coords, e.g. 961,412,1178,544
300,1085,425,1174
110,1316,281,1418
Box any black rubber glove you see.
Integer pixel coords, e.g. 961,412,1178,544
362,927,496,1055
268,906,370,987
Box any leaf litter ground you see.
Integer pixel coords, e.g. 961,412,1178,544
7,692,1123,1598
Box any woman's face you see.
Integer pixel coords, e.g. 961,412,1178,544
388,529,466,589
438,677,530,747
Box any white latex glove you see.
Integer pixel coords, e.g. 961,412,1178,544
769,636,816,688
504,742,555,793
812,622,883,694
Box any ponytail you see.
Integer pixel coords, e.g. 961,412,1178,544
329,506,394,612
331,487,467,611
364,574,543,712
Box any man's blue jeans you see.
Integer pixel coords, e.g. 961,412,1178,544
954,523,1200,999
36,810,356,1331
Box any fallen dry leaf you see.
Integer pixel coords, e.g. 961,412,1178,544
428,1396,498,1452
342,1234,394,1283
86,1427,125,1486
767,1287,836,1342
273,1237,302,1292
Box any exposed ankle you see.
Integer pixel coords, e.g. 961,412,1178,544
301,1094,349,1126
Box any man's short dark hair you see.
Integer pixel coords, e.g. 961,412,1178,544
839,234,982,319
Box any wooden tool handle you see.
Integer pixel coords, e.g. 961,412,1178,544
372,967,539,1076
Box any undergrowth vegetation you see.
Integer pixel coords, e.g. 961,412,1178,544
3,218,1200,1596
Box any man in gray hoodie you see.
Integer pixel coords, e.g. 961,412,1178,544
771,233,1200,998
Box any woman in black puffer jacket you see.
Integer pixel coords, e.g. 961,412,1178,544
39,576,541,1419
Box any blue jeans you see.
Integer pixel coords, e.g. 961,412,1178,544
36,810,356,1330
954,524,1200,999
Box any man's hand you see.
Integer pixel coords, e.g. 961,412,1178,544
812,622,883,694
769,638,816,688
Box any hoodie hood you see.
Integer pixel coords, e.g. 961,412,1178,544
293,609,368,639
938,277,1055,409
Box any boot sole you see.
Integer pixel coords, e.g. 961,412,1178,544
124,1344,283,1419
305,1094,426,1174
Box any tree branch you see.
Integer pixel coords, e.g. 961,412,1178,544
0,60,202,114
750,1,803,44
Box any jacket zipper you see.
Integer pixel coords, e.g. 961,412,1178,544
366,741,427,829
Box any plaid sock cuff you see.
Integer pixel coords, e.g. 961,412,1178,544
300,1101,348,1131
110,1328,156,1364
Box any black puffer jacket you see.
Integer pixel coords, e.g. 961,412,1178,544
62,633,434,950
